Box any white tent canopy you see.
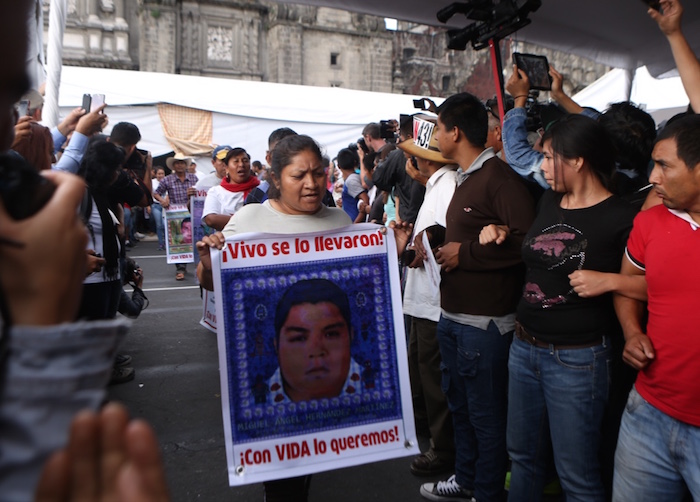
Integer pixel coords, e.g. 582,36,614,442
572,66,689,124
57,66,442,162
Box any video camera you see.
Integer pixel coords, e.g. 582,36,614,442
379,120,399,143
124,257,142,287
437,0,542,51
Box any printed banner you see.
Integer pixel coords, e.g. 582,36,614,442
212,224,418,485
164,205,194,264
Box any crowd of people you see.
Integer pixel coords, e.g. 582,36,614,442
2,0,700,500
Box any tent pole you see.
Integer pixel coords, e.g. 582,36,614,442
488,37,506,126
44,0,67,129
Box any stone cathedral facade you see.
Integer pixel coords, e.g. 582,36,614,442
46,0,608,99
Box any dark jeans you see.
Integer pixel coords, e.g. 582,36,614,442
507,336,610,502
436,316,511,501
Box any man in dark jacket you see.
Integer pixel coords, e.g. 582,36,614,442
419,93,535,502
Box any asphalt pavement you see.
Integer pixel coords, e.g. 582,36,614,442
109,237,438,502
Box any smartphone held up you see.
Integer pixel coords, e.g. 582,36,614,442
81,93,106,113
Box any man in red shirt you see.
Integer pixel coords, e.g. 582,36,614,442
614,114,700,500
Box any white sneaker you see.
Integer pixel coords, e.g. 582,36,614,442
134,231,146,239
420,474,475,501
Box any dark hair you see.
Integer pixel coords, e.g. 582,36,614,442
542,114,616,191
363,150,377,172
223,147,249,165
362,122,380,139
268,127,298,149
655,114,700,170
110,122,141,147
268,134,323,200
437,92,488,148
78,139,126,191
362,152,381,172
598,102,656,177
336,147,359,171
252,160,263,169
274,279,352,345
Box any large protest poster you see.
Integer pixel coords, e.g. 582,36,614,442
211,224,418,485
164,204,194,264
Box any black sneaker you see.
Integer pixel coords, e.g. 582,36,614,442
115,354,132,367
411,449,455,477
109,365,135,385
420,475,475,501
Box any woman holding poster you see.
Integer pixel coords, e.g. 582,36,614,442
197,134,351,501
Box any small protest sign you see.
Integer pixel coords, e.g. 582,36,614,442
164,204,194,264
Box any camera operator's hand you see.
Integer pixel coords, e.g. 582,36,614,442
133,268,144,289
75,104,108,137
506,65,530,108
0,171,87,325
11,115,33,150
56,107,86,138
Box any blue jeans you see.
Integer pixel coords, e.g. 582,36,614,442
613,387,700,501
151,202,165,248
507,335,610,502
436,316,511,501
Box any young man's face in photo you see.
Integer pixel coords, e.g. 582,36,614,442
277,301,352,402
181,221,192,243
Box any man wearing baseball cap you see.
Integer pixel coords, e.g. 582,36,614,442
196,145,231,193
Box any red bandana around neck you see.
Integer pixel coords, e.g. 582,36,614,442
220,176,260,199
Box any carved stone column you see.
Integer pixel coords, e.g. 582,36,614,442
139,0,178,73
